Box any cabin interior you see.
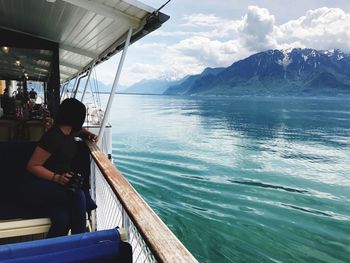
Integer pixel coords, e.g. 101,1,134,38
0,25,58,235
0,41,56,141
0,5,127,262
0,42,131,261
0,25,136,263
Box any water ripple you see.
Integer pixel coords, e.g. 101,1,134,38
228,179,309,194
280,204,350,221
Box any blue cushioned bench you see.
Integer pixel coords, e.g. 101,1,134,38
0,229,132,262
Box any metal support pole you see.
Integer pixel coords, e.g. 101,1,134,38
81,61,95,102
73,82,78,98
60,82,68,98
69,77,78,99
73,72,88,98
60,82,69,102
98,28,133,143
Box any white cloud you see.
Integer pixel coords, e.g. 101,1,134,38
94,53,121,86
275,7,350,52
180,13,241,38
170,36,240,66
239,5,277,51
133,42,168,49
119,37,246,85
123,60,201,85
127,63,158,75
108,6,350,86
150,30,193,37
182,13,225,27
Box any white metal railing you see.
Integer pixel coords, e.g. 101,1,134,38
90,160,157,263
87,141,198,263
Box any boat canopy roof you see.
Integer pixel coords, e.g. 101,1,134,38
0,0,169,83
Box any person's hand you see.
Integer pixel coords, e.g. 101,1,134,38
87,132,97,142
80,128,97,142
54,173,72,185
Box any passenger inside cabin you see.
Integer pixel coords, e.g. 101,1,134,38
28,88,37,101
15,87,25,104
28,88,37,107
25,98,97,238
0,87,15,117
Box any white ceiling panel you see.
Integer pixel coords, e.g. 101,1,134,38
0,0,169,83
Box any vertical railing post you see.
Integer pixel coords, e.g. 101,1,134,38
122,209,130,238
69,76,78,99
81,61,95,102
73,72,87,98
98,27,133,143
90,161,98,231
60,82,68,101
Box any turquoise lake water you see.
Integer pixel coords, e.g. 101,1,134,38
104,94,350,263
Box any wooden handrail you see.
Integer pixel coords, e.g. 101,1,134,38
86,141,198,263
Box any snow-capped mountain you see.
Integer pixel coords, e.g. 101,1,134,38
164,48,350,96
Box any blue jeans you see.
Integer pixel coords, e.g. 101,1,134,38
21,176,87,238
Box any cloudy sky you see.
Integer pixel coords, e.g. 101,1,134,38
95,0,350,87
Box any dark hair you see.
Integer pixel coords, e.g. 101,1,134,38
55,98,86,132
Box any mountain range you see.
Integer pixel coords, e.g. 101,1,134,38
65,48,350,96
125,48,350,96
164,67,225,95
122,78,183,94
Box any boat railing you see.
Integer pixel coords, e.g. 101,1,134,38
86,141,198,263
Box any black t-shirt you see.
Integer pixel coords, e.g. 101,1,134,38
38,126,77,174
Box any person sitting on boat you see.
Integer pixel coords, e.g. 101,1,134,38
25,98,97,238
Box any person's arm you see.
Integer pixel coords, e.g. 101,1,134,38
79,128,97,142
26,146,71,185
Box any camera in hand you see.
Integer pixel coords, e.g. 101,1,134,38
66,172,84,193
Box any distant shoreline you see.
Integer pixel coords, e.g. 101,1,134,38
99,92,166,96
96,91,350,99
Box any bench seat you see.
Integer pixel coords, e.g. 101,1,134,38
0,218,51,239
0,140,93,240
0,229,132,262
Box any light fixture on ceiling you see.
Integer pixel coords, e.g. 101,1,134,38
15,59,21,66
1,46,9,54
46,0,56,2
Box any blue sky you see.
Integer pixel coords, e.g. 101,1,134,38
96,0,350,87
